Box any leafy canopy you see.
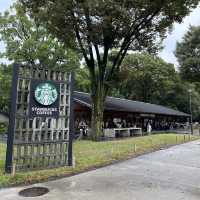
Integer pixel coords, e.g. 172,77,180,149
21,0,199,88
0,64,12,112
20,0,200,139
114,53,177,102
0,3,80,70
175,25,200,82
0,2,80,111
111,53,200,120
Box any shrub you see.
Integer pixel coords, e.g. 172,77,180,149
0,122,8,135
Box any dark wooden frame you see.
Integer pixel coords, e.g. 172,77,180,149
68,72,74,166
5,64,74,173
5,64,19,173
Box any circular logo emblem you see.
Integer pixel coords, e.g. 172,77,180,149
34,82,58,106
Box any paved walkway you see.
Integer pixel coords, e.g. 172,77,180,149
1,140,200,200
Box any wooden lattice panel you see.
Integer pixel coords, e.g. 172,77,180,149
6,65,74,172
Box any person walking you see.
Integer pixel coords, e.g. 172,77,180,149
147,122,152,135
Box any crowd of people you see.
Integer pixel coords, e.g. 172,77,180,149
77,118,188,137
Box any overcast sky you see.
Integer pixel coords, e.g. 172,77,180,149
0,0,200,66
159,5,200,66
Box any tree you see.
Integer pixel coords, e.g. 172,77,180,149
0,2,80,111
112,53,200,120
175,26,200,82
113,53,178,103
21,0,200,140
0,3,80,70
165,81,200,121
0,64,12,112
75,67,90,93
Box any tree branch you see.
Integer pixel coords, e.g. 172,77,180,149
94,44,101,66
102,42,109,76
71,10,91,68
108,5,164,82
83,6,96,66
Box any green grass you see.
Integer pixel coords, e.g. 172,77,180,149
0,133,199,187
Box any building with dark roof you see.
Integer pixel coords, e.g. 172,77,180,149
74,91,189,132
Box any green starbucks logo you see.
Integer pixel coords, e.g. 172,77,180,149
34,82,58,106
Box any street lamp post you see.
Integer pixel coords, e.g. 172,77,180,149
188,89,193,135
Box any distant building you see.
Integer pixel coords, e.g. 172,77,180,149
74,91,190,132
0,92,190,134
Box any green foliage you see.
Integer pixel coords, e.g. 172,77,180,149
0,122,8,134
0,2,80,70
0,2,81,111
175,26,200,82
75,67,90,93
111,53,200,120
20,0,200,140
20,0,200,85
21,0,199,54
0,65,12,112
115,53,177,102
174,25,200,119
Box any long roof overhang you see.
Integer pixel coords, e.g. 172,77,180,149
74,91,190,117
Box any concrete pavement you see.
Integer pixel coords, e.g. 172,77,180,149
1,140,200,200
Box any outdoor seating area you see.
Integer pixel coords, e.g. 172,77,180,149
104,127,142,138
74,91,190,138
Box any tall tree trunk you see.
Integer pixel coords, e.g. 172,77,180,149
90,83,105,141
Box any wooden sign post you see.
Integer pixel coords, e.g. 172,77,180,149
5,64,74,173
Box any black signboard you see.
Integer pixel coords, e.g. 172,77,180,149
5,65,74,173
29,79,60,118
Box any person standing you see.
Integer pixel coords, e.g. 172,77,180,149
147,122,152,135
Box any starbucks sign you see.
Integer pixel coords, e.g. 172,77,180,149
29,80,60,118
34,82,58,106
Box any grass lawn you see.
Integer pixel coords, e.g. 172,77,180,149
0,133,199,188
